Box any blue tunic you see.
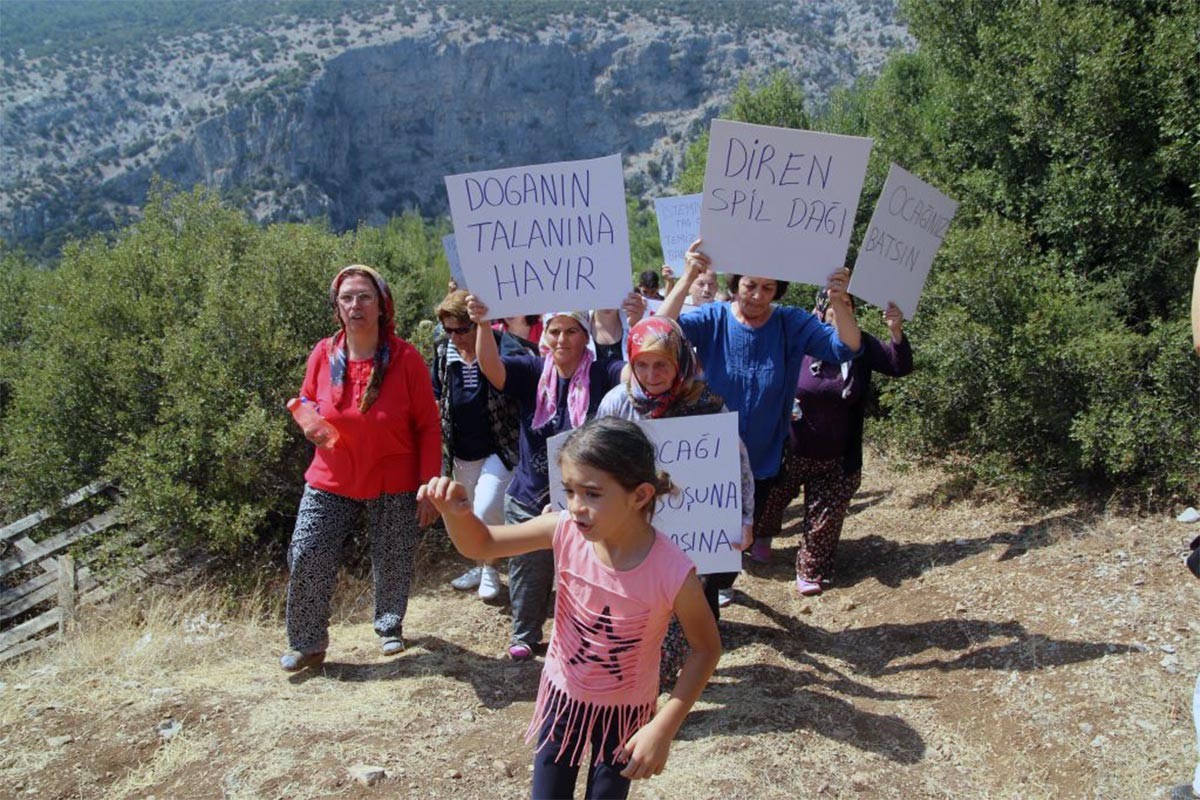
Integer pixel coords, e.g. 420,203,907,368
677,302,859,479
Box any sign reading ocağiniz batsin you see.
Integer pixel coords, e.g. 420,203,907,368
444,154,632,318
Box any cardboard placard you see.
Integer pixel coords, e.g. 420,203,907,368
849,164,958,318
654,194,702,270
547,413,743,575
700,120,872,284
445,154,632,318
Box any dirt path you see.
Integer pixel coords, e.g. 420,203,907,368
2,453,1197,799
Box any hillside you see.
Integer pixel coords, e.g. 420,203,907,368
0,0,909,258
2,452,1197,798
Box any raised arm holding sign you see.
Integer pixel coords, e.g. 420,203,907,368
445,154,633,318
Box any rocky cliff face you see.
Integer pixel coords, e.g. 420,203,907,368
1,7,909,253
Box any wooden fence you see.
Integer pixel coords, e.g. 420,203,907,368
0,480,120,663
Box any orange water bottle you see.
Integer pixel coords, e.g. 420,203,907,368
286,397,339,449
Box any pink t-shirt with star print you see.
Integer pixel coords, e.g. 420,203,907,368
525,511,696,765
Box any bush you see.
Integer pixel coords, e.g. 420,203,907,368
876,217,1200,498
0,186,449,553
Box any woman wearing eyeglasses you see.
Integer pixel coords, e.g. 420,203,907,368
432,290,536,601
279,265,442,671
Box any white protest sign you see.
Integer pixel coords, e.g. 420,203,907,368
700,120,872,284
849,164,958,319
441,233,467,290
445,154,632,318
546,413,743,575
653,194,702,270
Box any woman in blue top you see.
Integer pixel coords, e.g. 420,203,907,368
656,239,862,611
466,296,627,660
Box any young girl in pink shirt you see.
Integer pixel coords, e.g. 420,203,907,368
419,417,720,799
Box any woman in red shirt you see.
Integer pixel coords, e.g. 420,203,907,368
280,265,441,671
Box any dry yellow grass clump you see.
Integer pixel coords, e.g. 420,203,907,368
2,452,1198,799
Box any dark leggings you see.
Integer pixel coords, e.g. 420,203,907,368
531,712,630,800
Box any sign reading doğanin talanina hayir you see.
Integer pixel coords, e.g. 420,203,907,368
444,154,632,318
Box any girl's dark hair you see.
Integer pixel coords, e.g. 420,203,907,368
558,417,673,502
726,273,789,302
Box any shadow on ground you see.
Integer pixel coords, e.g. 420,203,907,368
286,635,542,708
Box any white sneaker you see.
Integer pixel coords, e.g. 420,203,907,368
717,589,734,608
478,566,501,600
450,566,482,590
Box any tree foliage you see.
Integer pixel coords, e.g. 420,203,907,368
0,186,450,549
676,3,1200,500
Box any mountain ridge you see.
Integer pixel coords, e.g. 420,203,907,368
0,0,910,257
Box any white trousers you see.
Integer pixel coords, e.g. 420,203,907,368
453,453,513,526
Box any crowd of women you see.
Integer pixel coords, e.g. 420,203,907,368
277,241,914,798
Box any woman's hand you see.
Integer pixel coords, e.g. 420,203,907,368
884,302,904,343
683,239,710,279
465,295,490,325
825,268,853,307
738,523,754,552
824,267,862,351
416,476,472,517
616,720,673,780
622,290,647,326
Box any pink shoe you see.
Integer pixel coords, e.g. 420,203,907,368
795,576,823,597
508,643,533,661
748,538,772,564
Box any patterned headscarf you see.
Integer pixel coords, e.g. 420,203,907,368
532,312,594,431
625,316,723,418
326,265,395,413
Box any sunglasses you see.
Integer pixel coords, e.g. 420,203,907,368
444,323,475,336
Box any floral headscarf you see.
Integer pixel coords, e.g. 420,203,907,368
625,316,722,418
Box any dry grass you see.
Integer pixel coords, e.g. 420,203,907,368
2,452,1197,799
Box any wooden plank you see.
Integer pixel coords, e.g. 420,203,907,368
0,570,56,607
57,555,76,634
0,509,120,578
1,574,98,624
0,607,61,650
0,632,58,663
0,480,110,541
0,566,94,612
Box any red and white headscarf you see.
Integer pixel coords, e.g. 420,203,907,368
625,316,722,418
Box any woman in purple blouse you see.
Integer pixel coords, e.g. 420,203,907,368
758,289,913,597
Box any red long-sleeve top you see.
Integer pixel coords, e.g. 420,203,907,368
300,334,441,499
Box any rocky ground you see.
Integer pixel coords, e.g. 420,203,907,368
1,451,1197,799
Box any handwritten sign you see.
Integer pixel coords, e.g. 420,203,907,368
849,164,957,318
654,194,702,270
441,233,467,290
546,413,743,575
445,154,632,318
700,120,872,284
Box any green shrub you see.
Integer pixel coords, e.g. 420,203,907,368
0,187,449,552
